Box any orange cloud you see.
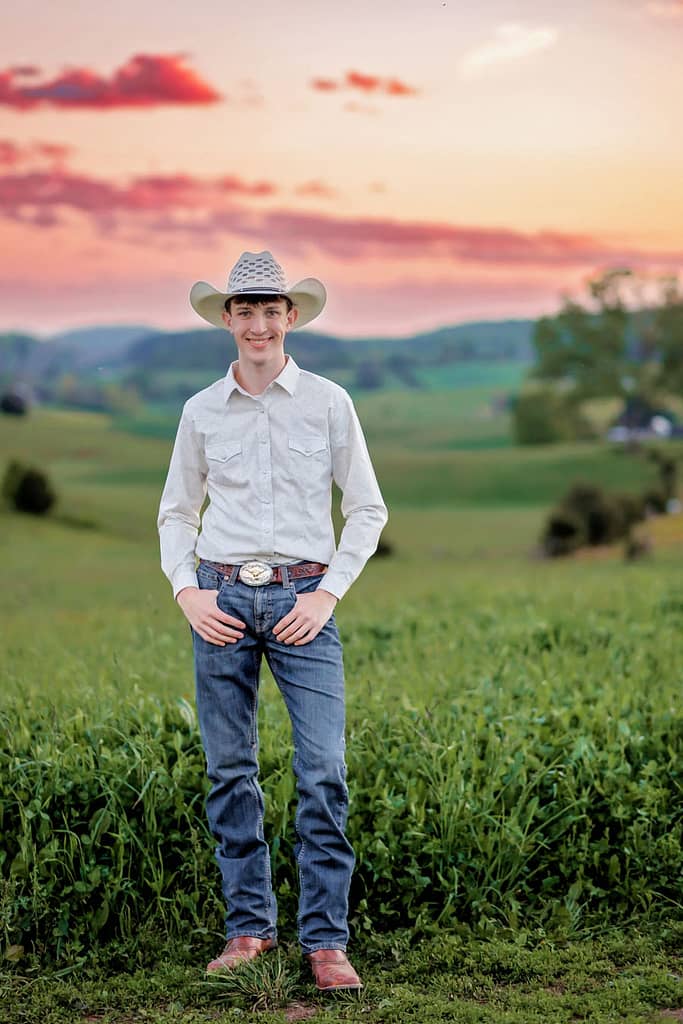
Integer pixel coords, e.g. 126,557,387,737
385,78,417,96
346,70,382,92
311,70,418,98
0,54,222,110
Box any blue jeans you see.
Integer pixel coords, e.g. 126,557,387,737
191,561,354,953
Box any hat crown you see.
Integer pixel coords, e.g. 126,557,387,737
227,250,288,295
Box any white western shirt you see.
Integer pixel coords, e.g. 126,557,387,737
157,356,388,601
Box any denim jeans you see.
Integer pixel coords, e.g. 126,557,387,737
191,560,354,953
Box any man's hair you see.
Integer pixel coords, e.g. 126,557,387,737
225,293,294,314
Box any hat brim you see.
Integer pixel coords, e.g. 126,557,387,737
189,277,326,330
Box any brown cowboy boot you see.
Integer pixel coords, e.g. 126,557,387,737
206,936,277,974
306,949,363,991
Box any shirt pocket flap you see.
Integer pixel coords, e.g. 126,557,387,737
206,440,242,463
289,435,328,456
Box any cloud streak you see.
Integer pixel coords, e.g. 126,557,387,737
0,152,339,228
0,54,222,110
460,23,559,77
2,162,679,274
0,138,73,166
311,69,418,97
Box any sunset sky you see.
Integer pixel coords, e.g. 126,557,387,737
1,0,682,338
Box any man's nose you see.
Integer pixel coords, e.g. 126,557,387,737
250,313,268,334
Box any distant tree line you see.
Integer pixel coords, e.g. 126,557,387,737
1,318,535,414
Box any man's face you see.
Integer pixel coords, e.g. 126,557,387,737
221,297,298,367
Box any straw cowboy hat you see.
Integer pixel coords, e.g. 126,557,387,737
190,251,326,330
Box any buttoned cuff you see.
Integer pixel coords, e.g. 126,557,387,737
317,570,351,602
172,567,199,601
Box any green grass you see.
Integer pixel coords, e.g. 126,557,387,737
2,928,682,1022
1,401,682,1023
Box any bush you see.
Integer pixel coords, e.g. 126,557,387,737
541,508,586,557
0,392,28,415
1,459,56,516
541,483,645,557
512,390,594,445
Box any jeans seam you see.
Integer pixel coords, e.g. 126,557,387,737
248,648,274,918
291,752,310,945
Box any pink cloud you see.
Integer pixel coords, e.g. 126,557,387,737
0,54,222,110
0,140,21,166
2,162,682,278
311,78,339,92
216,175,276,197
295,180,337,199
0,138,73,166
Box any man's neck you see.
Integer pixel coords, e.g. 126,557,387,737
233,354,288,396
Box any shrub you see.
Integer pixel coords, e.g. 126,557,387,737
0,392,28,415
541,508,586,557
541,483,645,557
512,390,595,445
1,459,56,516
643,488,667,514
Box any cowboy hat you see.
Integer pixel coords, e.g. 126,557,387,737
190,250,326,330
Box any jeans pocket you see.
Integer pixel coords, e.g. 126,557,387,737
196,563,221,591
292,573,326,597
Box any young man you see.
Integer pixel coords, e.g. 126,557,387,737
157,251,387,991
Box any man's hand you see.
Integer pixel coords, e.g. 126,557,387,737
273,589,338,646
177,587,246,646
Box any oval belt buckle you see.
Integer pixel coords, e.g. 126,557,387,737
238,560,274,587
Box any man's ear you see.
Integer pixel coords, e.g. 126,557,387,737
221,310,232,331
287,306,299,329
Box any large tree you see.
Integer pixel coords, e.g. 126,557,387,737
531,268,683,402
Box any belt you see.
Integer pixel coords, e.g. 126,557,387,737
199,558,327,587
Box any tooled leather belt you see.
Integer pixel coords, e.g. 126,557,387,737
199,558,327,586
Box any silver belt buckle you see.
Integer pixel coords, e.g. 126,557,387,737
238,560,274,587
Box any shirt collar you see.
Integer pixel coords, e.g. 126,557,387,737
223,355,300,402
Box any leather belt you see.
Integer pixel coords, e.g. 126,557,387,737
199,558,327,586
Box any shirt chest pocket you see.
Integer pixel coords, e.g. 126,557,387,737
205,439,244,485
288,435,330,485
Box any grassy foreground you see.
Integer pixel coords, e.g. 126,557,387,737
1,406,682,1022
3,928,682,1023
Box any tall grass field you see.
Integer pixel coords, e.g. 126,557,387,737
1,400,682,1023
